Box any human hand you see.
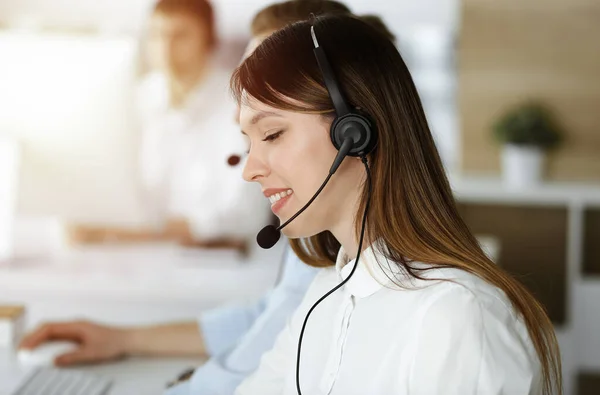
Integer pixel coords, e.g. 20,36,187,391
18,320,129,366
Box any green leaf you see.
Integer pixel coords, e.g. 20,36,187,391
492,102,563,149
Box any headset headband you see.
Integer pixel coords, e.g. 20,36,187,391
311,26,350,117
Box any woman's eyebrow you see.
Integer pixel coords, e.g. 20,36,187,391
240,111,284,135
250,111,284,125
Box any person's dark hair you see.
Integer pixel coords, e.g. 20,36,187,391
153,0,217,50
250,1,395,47
250,0,351,37
231,15,561,395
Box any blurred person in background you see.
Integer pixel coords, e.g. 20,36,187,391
18,2,395,395
68,0,271,253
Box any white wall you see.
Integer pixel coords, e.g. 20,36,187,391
0,0,459,38
0,0,151,34
0,33,146,225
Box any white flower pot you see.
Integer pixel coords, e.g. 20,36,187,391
501,144,544,188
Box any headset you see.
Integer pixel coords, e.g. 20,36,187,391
312,27,377,163
256,24,377,395
256,24,377,249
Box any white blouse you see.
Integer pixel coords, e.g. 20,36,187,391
235,242,542,395
136,69,271,241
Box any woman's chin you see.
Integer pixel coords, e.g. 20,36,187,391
280,227,300,239
280,222,322,239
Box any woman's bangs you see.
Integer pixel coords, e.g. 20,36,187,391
231,28,332,114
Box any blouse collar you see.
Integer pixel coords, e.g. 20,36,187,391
335,240,405,299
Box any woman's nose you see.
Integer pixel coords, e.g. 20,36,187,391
242,150,270,182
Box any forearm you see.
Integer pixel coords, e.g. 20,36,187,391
107,227,167,242
121,321,206,357
67,224,167,244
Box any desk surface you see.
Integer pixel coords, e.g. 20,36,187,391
0,242,284,301
0,347,206,395
0,242,285,328
0,242,285,394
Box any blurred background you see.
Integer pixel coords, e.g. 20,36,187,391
0,0,598,394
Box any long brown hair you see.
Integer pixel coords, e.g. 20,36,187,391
231,15,561,394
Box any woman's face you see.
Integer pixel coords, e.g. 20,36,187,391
146,11,210,78
239,97,364,239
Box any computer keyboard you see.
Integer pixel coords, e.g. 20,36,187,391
11,367,112,395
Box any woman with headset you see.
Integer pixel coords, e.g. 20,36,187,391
234,15,562,395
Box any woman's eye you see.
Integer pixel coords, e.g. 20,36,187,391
262,130,284,142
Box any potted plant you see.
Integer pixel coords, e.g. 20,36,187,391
493,102,562,188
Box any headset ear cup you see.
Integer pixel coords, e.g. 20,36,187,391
330,114,376,157
361,118,377,155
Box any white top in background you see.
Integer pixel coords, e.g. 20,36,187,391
236,242,542,395
136,69,271,241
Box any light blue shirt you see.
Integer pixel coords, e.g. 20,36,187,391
164,248,319,395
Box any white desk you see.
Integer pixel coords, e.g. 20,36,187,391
0,242,285,327
0,348,206,395
0,241,286,393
